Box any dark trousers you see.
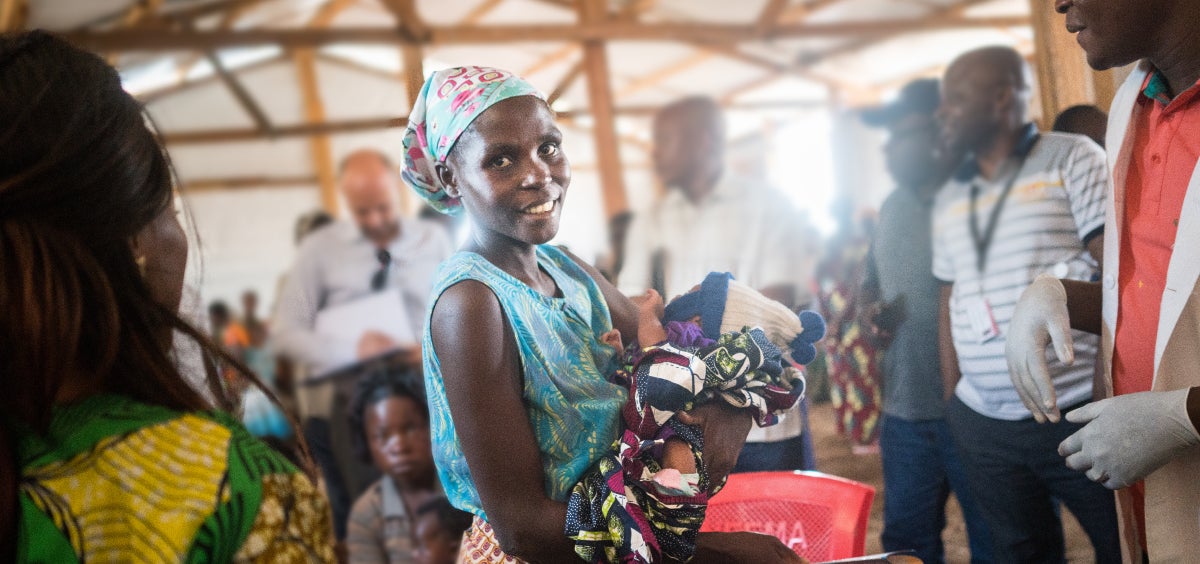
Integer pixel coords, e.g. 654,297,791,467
304,416,378,540
304,418,351,540
946,396,1120,563
880,414,993,563
732,397,817,472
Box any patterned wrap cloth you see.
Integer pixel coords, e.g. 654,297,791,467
401,66,544,215
565,322,808,563
15,394,334,563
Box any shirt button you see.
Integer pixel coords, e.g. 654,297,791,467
1152,153,1163,164
1104,274,1116,289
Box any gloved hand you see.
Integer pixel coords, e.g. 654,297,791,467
1060,389,1200,489
1006,273,1075,423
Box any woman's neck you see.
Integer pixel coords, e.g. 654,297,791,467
392,471,437,495
465,234,558,297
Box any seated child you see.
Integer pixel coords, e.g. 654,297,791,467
347,370,441,564
566,272,825,563
413,497,473,564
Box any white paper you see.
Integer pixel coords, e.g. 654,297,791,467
314,290,415,372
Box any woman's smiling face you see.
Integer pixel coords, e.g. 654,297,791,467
440,95,569,248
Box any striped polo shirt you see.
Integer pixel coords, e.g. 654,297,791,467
932,124,1108,420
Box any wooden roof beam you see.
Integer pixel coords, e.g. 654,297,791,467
547,59,584,105
159,99,829,145
139,53,288,103
797,0,1002,65
65,16,1032,50
317,52,402,81
579,0,629,218
183,175,318,192
378,0,431,41
757,0,792,30
207,50,275,135
461,0,508,25
0,0,27,32
403,45,424,106
295,49,339,213
721,0,1007,104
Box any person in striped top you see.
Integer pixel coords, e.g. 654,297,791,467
931,45,1119,562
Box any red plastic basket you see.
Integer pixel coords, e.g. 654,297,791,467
700,471,876,561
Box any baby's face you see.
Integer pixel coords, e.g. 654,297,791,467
414,516,461,564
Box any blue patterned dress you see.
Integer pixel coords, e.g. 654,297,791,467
422,245,628,519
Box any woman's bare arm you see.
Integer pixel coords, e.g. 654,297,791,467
430,280,578,563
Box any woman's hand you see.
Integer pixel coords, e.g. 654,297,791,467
675,402,754,488
691,532,806,563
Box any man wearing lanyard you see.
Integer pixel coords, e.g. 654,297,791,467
931,46,1118,561
1006,1,1200,560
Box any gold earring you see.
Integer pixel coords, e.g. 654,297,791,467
136,255,147,276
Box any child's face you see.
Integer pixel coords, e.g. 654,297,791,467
442,95,570,248
365,395,433,485
414,514,461,564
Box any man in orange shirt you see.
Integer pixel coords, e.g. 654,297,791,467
1006,0,1200,560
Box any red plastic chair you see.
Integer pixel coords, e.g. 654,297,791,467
700,471,876,561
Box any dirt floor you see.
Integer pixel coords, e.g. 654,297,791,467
807,402,1095,562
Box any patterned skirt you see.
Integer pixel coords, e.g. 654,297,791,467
457,516,527,564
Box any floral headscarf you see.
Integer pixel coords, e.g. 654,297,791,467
400,66,544,215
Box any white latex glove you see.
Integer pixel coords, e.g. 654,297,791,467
1005,273,1075,423
1059,389,1200,490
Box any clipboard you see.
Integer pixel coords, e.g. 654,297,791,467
311,289,416,377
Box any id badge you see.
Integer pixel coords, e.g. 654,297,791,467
961,295,1000,344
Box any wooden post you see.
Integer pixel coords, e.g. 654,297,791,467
295,50,340,215
0,0,26,32
403,46,425,106
1028,0,1095,128
579,0,628,219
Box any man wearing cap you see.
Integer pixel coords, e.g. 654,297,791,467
1005,1,1200,560
932,46,1119,560
861,79,993,563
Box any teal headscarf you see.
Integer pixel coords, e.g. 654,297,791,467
400,66,543,215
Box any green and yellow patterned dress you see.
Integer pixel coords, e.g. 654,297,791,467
15,394,336,563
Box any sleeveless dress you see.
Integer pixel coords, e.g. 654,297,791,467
421,246,627,562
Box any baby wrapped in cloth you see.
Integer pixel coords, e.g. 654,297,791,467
565,272,825,563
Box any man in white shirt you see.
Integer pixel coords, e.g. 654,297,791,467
620,96,817,471
275,149,453,539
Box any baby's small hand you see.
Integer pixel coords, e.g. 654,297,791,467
600,329,624,351
631,289,665,319
631,290,667,345
662,437,698,474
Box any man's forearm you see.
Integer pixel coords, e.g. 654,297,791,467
939,284,961,401
1061,279,1103,335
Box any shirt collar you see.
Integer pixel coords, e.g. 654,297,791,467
1142,67,1175,105
381,475,406,518
953,122,1040,182
1139,65,1200,111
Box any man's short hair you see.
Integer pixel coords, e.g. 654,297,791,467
337,149,395,176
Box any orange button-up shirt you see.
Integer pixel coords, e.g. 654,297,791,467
1113,71,1200,397
1111,68,1200,546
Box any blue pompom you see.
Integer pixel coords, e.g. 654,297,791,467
787,310,826,366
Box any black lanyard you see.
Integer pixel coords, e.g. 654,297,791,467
968,145,1035,274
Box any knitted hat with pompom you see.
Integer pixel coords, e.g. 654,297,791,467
662,272,825,366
